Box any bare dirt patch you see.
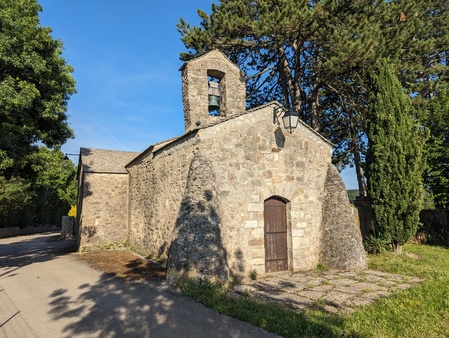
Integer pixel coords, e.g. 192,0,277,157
73,250,166,282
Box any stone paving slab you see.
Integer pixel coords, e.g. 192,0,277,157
233,270,422,313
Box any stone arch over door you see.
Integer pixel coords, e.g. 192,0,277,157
264,196,289,273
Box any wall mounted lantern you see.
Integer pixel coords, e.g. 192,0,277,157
274,107,300,133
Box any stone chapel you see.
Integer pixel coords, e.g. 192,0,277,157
76,49,367,284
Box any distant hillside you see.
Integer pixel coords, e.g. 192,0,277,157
347,189,359,204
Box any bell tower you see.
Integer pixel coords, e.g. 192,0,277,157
180,49,246,132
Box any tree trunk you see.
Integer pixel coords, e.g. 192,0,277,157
393,243,403,254
348,110,367,197
311,87,320,131
292,39,303,115
277,46,295,108
354,148,367,197
277,56,291,108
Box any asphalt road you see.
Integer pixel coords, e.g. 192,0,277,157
0,232,278,338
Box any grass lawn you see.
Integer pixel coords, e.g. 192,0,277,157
180,243,449,337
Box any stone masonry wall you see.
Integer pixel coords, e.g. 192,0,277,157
320,164,367,270
166,154,229,284
127,134,199,257
182,50,246,132
78,172,129,250
126,104,360,283
127,102,368,285
195,105,334,281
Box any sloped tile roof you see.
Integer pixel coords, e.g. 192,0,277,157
79,147,140,173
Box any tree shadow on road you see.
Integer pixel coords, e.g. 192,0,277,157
47,273,276,338
0,233,75,278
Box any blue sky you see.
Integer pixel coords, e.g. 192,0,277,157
38,0,358,190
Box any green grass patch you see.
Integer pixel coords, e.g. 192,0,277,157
180,244,449,337
180,280,345,337
368,244,449,279
344,244,449,337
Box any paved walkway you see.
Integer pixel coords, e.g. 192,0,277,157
234,270,422,313
0,233,278,338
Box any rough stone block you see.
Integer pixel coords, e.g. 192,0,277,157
298,222,308,228
247,203,263,212
252,228,264,238
298,238,310,249
248,238,264,246
249,258,265,266
262,170,273,178
291,211,300,219
272,176,283,184
292,229,304,237
264,153,274,161
245,220,258,228
249,194,260,202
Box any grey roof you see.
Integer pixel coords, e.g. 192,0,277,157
125,136,181,168
79,148,140,173
179,49,241,73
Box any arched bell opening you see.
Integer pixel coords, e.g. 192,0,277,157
207,69,225,116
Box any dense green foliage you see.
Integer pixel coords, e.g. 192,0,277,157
366,62,426,252
346,189,359,203
178,0,449,196
0,0,76,227
0,147,77,228
181,244,449,337
0,0,75,175
0,176,33,228
423,89,449,208
363,233,391,254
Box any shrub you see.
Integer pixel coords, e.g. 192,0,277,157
316,263,327,271
363,234,391,254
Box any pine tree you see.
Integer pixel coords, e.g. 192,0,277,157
366,61,426,253
178,0,449,196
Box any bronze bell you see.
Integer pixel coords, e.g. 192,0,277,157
208,81,220,112
208,94,220,111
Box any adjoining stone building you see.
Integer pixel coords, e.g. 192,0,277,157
76,49,367,284
76,148,139,249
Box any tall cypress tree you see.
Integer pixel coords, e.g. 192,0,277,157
424,88,449,208
366,62,426,253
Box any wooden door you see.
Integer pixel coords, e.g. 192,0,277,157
264,197,288,272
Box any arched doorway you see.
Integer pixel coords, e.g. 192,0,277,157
264,196,288,272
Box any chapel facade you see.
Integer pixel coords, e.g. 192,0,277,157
76,50,367,284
